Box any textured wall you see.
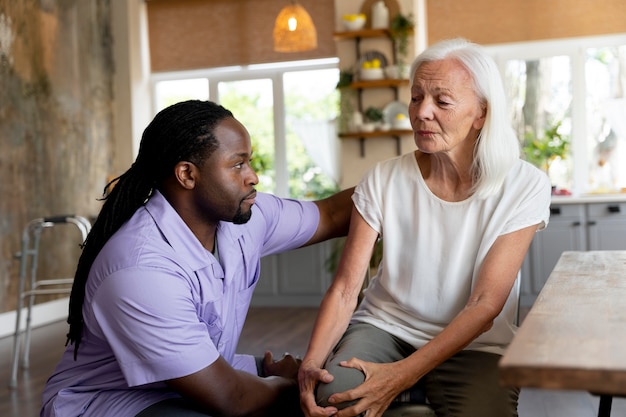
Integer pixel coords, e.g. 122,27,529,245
0,0,114,312
427,0,626,45
147,0,337,72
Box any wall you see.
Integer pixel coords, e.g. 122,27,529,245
0,0,115,314
427,0,626,45
146,0,336,72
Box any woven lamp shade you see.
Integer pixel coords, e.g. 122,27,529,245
273,3,318,52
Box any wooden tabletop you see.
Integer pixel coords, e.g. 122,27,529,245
499,251,626,396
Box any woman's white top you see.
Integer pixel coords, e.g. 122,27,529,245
352,152,551,355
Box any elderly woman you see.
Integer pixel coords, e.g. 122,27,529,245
298,38,551,417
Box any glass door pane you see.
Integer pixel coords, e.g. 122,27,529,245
585,45,626,193
283,68,340,199
504,56,573,193
218,79,276,193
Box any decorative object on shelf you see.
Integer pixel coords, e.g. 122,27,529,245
336,70,354,88
389,12,415,76
361,122,376,132
360,0,400,28
391,113,411,130
360,67,384,80
342,13,366,31
349,111,364,132
384,64,399,79
358,50,387,80
371,1,389,29
383,100,410,128
273,0,317,52
365,106,384,124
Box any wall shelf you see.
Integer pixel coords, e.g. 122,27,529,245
339,129,411,157
343,79,409,89
333,28,392,41
335,27,412,157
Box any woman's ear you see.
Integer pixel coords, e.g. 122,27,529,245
473,105,487,130
174,161,197,190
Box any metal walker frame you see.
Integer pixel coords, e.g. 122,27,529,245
9,215,91,388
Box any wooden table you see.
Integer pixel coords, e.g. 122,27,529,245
499,251,626,417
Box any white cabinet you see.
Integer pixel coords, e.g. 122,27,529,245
252,239,338,306
521,199,626,306
587,202,626,249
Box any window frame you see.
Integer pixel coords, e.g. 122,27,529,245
485,33,626,195
149,57,340,197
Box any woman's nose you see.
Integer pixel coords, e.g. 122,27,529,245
413,99,434,120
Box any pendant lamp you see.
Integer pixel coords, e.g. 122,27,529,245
273,1,318,52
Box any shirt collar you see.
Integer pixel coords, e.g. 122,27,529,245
144,190,215,272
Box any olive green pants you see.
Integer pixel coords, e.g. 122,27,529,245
316,322,519,417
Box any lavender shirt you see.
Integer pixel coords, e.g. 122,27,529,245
41,190,319,417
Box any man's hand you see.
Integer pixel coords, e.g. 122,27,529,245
262,351,301,380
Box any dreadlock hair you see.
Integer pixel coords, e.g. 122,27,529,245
66,100,233,359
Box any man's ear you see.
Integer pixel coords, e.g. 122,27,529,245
174,161,197,190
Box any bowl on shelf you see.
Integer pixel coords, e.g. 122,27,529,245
342,14,366,31
360,68,384,80
360,123,376,132
384,65,399,79
392,114,412,129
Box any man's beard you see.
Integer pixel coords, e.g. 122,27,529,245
232,206,252,224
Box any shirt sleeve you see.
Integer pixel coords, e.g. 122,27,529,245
501,162,552,235
352,162,386,236
91,267,220,387
232,354,258,375
252,193,320,257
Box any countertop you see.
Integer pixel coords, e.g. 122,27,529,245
551,193,626,204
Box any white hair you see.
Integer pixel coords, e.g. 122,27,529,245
409,38,520,199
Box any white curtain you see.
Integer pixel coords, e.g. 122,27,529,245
291,119,340,184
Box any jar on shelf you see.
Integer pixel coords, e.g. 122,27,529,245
349,111,364,132
371,1,389,29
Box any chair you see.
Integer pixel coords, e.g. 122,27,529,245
8,215,91,388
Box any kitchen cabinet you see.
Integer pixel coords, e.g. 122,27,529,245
334,28,412,157
587,202,626,249
521,199,626,306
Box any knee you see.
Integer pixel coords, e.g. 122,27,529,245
315,364,365,409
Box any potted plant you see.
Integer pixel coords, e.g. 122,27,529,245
364,106,385,130
389,12,415,78
336,70,354,88
522,120,570,177
364,106,384,124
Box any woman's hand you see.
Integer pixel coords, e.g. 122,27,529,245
328,359,414,417
298,358,338,417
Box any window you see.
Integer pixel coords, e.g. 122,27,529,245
151,58,340,200
487,34,626,195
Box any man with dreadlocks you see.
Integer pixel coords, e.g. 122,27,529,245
40,100,354,417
